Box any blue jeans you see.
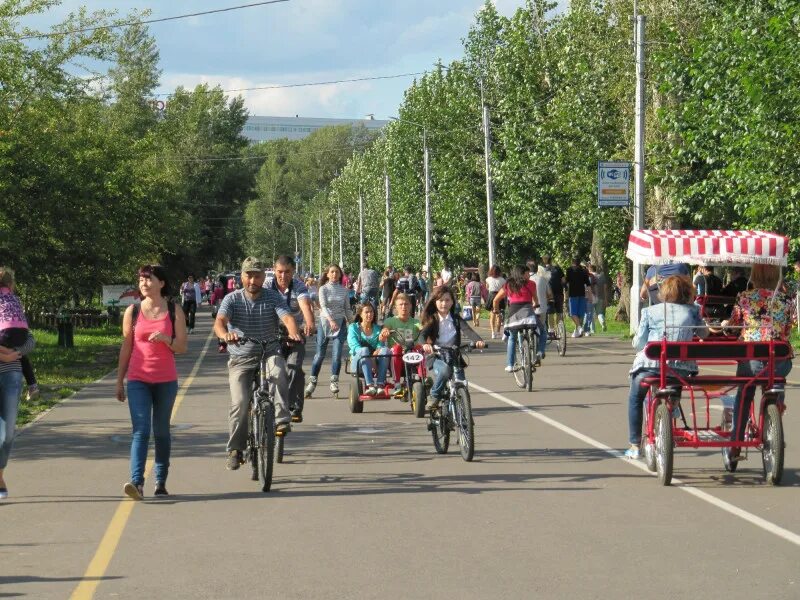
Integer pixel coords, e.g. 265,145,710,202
127,380,178,485
311,318,347,378
430,358,464,400
732,359,793,442
350,347,389,386
506,328,539,367
628,369,659,445
582,305,595,333
0,370,23,469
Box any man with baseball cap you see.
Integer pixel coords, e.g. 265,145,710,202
214,257,303,471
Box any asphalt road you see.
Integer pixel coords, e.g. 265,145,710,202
2,308,799,599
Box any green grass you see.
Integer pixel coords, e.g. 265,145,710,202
17,326,122,425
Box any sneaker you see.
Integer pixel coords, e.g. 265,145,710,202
154,482,168,497
571,330,579,338
329,376,339,394
304,377,317,398
624,446,640,460
577,327,583,337
276,422,292,435
585,331,592,337
365,385,377,396
425,397,440,410
534,352,542,367
26,384,40,401
226,450,243,471
504,365,514,373
0,487,8,500
291,408,303,423
123,482,144,500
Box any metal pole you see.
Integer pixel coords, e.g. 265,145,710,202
309,221,314,276
358,193,365,271
481,81,497,268
338,202,344,269
318,216,323,276
630,14,646,333
423,131,432,274
385,171,392,268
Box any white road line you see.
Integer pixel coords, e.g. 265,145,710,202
470,381,800,548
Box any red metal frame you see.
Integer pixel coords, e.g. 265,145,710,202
641,339,791,449
349,348,428,402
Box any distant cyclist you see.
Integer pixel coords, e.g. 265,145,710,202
265,255,315,423
214,257,302,471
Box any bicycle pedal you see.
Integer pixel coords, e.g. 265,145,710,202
276,431,286,437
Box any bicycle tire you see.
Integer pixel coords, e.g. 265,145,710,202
522,331,533,392
762,403,784,485
654,403,673,486
258,406,276,492
556,317,567,356
455,386,475,461
249,408,259,481
512,332,526,389
275,431,285,464
431,409,450,454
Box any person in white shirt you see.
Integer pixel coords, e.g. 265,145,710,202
485,265,507,339
531,265,553,362
440,266,452,285
180,274,202,334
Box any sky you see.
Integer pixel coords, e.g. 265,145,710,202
21,0,567,119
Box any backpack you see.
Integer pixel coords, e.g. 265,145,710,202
131,301,177,341
408,275,419,294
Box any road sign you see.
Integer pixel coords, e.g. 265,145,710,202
597,161,631,207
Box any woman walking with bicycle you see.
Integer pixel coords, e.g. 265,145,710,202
306,264,350,398
492,266,539,373
116,265,188,499
485,265,506,339
419,287,485,411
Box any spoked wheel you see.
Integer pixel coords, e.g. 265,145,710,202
249,412,259,481
654,403,673,486
720,406,738,473
275,431,285,464
521,332,534,392
430,409,450,454
642,394,656,472
349,380,364,413
556,318,567,356
454,386,475,462
512,333,526,389
412,380,426,419
258,408,276,492
761,403,784,485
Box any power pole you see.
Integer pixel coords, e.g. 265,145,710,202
318,216,323,276
385,171,392,268
309,221,314,276
423,131,432,273
481,80,497,268
338,202,344,269
358,192,365,271
630,14,646,333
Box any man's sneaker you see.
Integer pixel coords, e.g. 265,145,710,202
572,330,580,338
624,446,640,460
329,376,339,394
276,422,292,435
504,365,514,373
226,450,243,471
304,377,317,398
425,397,440,410
291,409,303,423
123,482,144,500
26,384,40,401
534,352,543,367
577,327,583,337
0,487,8,500
154,482,169,497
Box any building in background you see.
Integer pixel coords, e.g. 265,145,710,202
242,115,387,143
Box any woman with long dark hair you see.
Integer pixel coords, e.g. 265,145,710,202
492,265,539,372
306,264,350,397
419,287,485,410
116,265,188,499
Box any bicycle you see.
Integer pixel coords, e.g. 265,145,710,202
238,336,291,492
427,343,481,462
506,313,539,392
546,302,567,357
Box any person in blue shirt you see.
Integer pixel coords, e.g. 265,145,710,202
641,262,690,305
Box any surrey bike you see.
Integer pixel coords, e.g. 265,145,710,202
628,229,793,486
427,343,481,462
239,336,294,491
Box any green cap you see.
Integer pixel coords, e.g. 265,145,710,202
241,256,265,273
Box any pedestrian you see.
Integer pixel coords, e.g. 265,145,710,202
305,264,350,398
593,264,609,332
565,258,590,337
393,266,421,316
380,267,396,320
465,272,483,327
542,255,565,334
0,267,36,500
116,265,188,499
355,264,381,307
440,265,453,286
531,265,552,361
485,265,506,339
640,262,690,306
582,263,596,336
180,274,202,334
0,269,39,401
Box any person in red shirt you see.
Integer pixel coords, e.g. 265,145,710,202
492,266,539,372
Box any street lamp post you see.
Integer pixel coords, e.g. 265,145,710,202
285,221,301,273
389,116,431,272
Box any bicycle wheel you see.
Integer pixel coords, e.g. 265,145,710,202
512,332,526,389
249,408,259,481
720,405,738,473
275,431,285,464
522,331,533,392
556,317,567,356
430,409,450,454
258,406,276,492
642,392,656,472
412,380,426,419
654,403,673,486
454,386,475,461
761,403,784,485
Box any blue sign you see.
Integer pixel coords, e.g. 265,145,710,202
597,161,631,207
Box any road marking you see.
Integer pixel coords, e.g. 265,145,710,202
70,330,215,600
470,381,800,548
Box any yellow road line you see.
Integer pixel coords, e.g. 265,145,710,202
70,330,214,600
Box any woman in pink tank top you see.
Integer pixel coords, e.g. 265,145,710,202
116,265,187,500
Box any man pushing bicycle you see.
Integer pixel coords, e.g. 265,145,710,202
214,257,303,471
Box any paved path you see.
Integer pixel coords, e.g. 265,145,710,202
2,309,799,599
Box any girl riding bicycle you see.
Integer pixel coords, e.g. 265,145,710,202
419,287,485,410
491,265,539,372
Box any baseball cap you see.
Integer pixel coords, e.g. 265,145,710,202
241,256,265,273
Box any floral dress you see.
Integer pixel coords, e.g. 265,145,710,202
728,289,796,341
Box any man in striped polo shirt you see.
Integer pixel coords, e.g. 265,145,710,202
214,257,303,471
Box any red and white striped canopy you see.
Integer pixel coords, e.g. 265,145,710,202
627,230,789,266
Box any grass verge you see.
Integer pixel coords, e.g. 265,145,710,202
17,326,121,425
